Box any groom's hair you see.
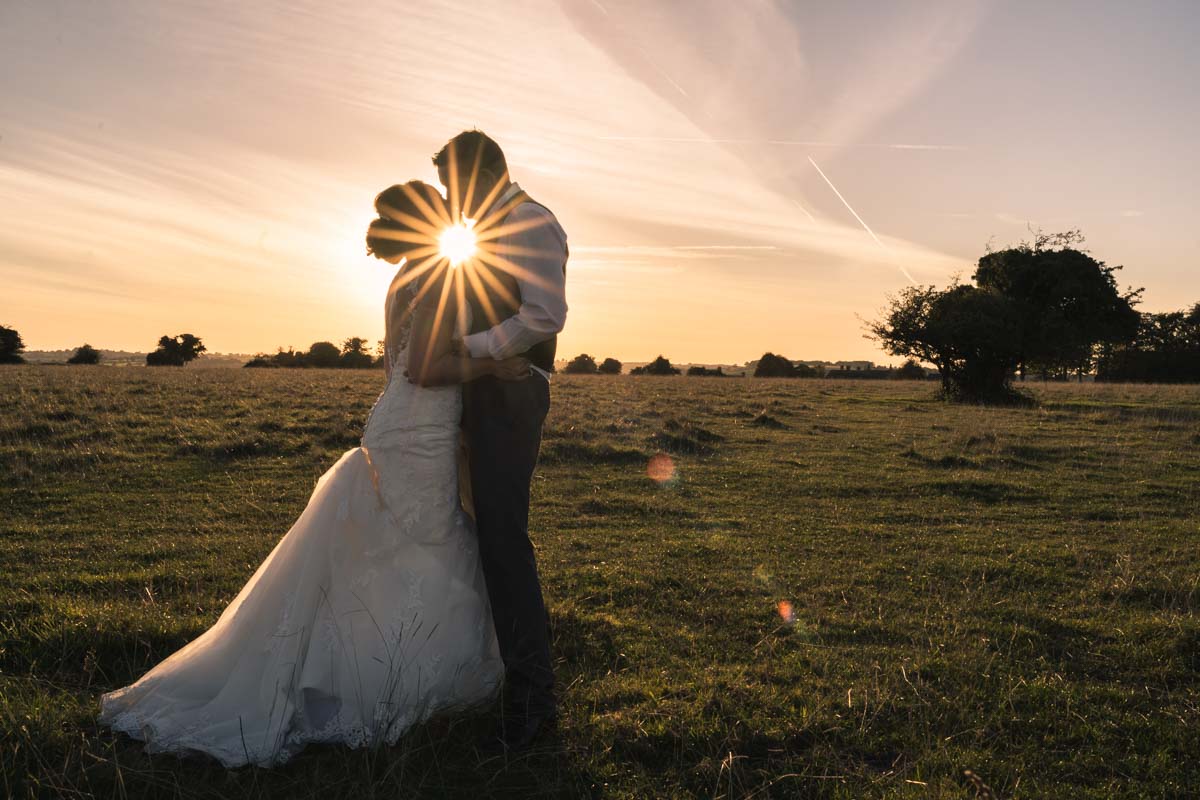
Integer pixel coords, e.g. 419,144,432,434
366,181,446,261
433,130,507,181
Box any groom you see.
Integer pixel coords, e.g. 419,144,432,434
435,130,568,751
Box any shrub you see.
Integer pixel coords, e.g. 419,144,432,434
563,354,599,374
597,357,622,375
631,356,680,376
67,344,101,365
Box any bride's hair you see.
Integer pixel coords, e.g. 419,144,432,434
366,181,447,261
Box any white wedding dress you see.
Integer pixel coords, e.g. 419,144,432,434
99,271,503,767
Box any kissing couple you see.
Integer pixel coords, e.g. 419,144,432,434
99,130,570,765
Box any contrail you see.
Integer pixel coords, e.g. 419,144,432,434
807,155,916,284
791,198,816,224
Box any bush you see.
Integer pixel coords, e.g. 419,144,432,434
687,365,727,377
753,353,796,378
631,356,680,376
597,357,622,375
67,344,101,365
305,341,341,368
896,359,926,380
563,354,599,374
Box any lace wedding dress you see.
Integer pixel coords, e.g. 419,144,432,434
99,269,503,767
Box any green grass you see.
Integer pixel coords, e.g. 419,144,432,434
2,366,1198,798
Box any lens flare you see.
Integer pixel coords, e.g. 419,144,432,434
777,600,795,624
647,453,676,484
438,222,477,266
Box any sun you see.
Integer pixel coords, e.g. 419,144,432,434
438,221,477,266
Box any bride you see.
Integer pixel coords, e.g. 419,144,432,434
99,181,531,767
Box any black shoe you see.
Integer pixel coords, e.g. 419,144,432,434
476,709,557,757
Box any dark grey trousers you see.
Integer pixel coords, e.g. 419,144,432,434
462,374,555,716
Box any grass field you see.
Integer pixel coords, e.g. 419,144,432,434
2,366,1197,799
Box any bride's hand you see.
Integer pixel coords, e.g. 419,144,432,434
492,357,532,381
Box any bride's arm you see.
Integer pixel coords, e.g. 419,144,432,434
407,270,528,386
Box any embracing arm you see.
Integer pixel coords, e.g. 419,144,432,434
407,274,530,387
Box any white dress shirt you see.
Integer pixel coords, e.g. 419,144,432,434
463,183,568,376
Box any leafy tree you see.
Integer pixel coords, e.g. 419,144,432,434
146,333,206,366
0,325,26,364
871,234,1140,401
340,337,374,369
687,365,727,376
563,353,599,374
895,359,926,380
68,344,102,365
754,353,796,378
630,355,680,375
305,341,341,368
973,231,1140,379
870,284,1024,401
597,357,622,375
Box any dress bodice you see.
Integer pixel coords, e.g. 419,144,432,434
383,267,419,373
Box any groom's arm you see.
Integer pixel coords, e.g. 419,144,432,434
463,205,567,360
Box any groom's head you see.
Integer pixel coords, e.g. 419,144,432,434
433,130,508,217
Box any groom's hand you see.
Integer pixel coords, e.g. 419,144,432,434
493,357,532,381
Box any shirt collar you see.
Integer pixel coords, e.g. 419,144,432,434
496,182,522,206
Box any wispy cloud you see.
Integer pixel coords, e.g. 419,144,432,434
994,212,1034,226
597,135,967,151
0,0,968,360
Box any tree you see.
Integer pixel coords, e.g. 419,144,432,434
340,337,374,369
0,325,26,364
563,353,599,374
146,333,206,366
630,355,680,375
305,341,341,368
895,359,926,380
597,357,622,375
68,344,102,365
870,283,1024,401
871,234,1140,401
687,365,727,376
973,231,1140,379
753,353,796,378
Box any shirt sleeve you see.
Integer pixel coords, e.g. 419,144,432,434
464,204,568,360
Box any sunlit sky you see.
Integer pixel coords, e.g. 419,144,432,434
2,0,1197,363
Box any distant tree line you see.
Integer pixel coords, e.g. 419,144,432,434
1095,304,1200,382
245,338,383,369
